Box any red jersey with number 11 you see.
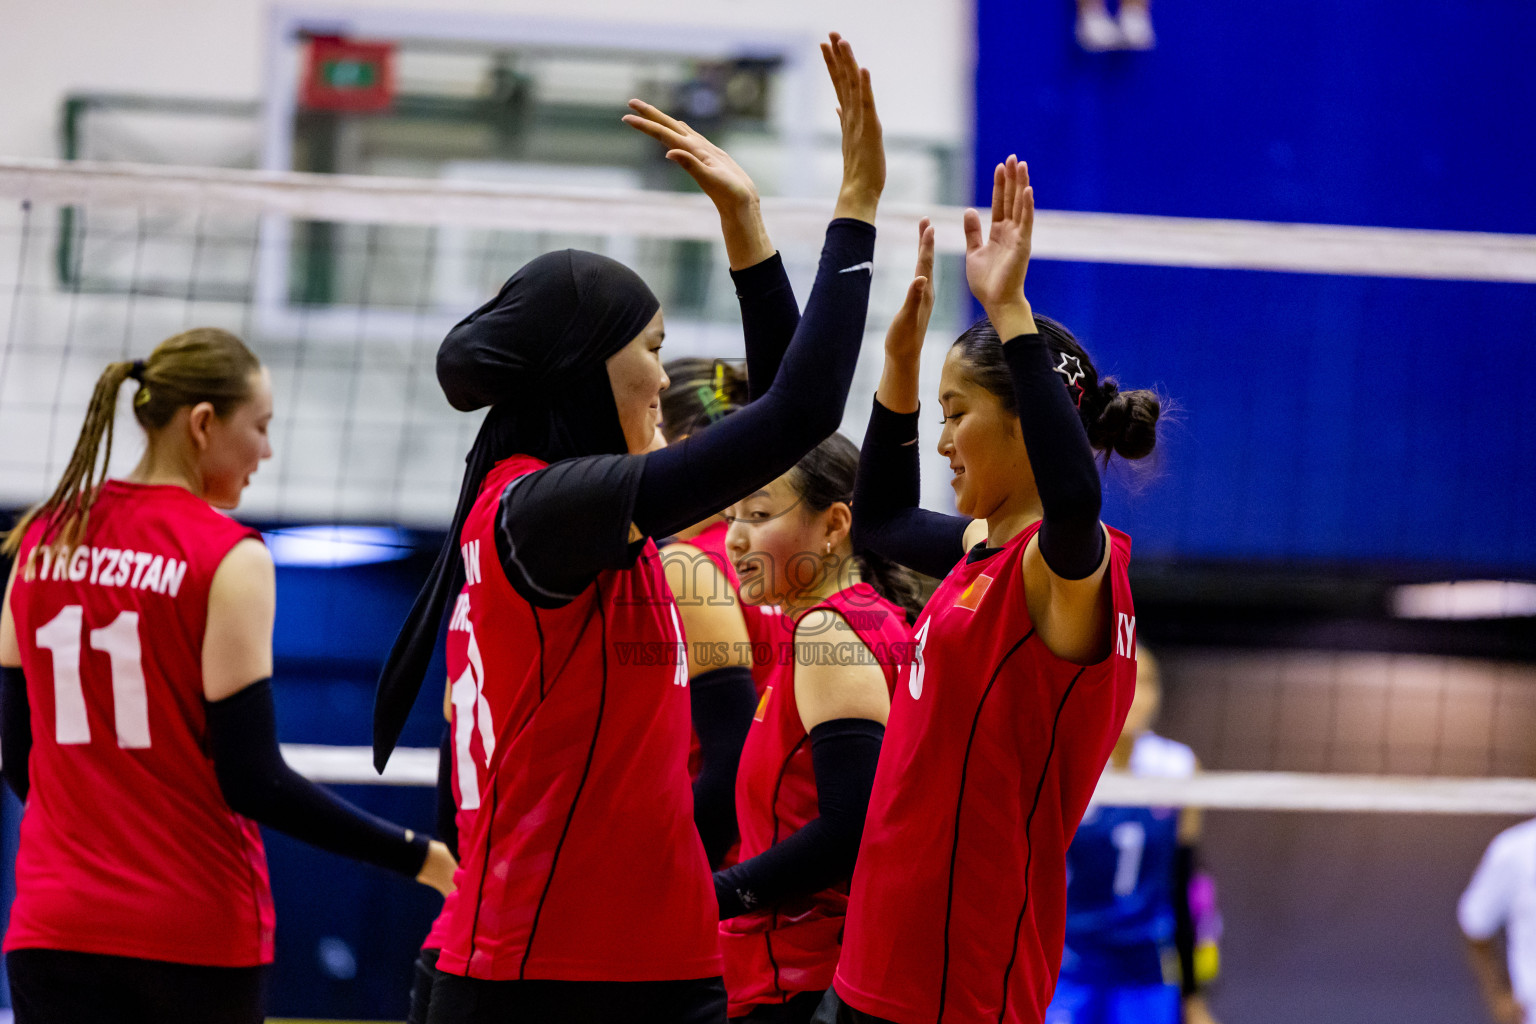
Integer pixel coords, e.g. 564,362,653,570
5,481,274,967
420,567,495,954
836,522,1137,1024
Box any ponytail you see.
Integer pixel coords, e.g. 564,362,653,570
2,327,258,559
2,360,136,558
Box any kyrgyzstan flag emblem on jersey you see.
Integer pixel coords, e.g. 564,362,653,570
955,573,994,611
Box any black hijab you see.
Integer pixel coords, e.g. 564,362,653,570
373,249,660,768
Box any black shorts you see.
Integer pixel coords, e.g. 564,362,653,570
6,948,267,1024
427,972,728,1024
737,989,828,1024
806,987,897,1024
407,947,444,1024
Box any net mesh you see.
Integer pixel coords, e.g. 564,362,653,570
2,158,1534,814
5,161,1536,1024
0,160,972,524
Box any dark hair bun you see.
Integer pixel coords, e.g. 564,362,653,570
1088,379,1160,460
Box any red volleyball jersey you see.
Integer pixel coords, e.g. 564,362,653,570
422,866,463,954
677,520,738,587
420,610,490,953
673,519,778,693
835,523,1137,1024
689,519,792,688
433,455,720,982
673,519,776,784
4,480,275,967
722,582,913,1017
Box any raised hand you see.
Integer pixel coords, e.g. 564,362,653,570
885,217,936,361
821,32,885,224
623,100,760,212
875,218,935,414
963,155,1036,339
623,99,773,269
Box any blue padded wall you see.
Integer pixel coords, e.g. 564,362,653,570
973,0,1536,573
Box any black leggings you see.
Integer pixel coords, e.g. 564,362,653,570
7,948,267,1024
738,989,828,1023
806,987,897,1024
407,947,444,1024
427,973,728,1024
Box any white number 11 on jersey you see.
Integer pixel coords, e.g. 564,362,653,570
34,604,151,749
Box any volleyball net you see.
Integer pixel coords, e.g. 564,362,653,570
2,157,1535,819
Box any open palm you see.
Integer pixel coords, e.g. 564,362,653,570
821,31,885,208
964,155,1034,312
623,99,759,210
884,217,936,362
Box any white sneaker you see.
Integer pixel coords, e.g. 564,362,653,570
1076,8,1124,51
1118,6,1156,49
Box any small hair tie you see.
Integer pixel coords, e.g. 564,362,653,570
128,359,147,382
692,384,718,421
712,361,730,409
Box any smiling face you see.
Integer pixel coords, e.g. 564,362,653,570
937,345,1034,520
724,471,849,608
198,367,274,509
606,308,670,455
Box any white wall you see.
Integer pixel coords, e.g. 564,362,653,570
0,0,972,161
0,1,974,525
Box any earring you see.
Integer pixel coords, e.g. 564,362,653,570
825,541,831,555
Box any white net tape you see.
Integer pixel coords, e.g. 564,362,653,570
6,160,1534,816
289,744,1536,814
5,157,1536,281
5,158,1536,526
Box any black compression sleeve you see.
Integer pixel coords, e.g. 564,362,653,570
634,219,875,540
436,724,459,860
1001,333,1104,579
1,665,32,801
690,665,757,868
207,680,430,878
1174,842,1199,994
851,397,971,578
713,717,884,919
731,253,800,400
492,222,870,604
495,454,644,608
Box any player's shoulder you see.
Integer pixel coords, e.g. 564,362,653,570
96,481,259,566
488,452,548,491
218,535,273,569
210,537,275,596
658,539,730,591
1130,732,1196,779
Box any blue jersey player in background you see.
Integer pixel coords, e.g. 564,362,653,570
1047,650,1222,1024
